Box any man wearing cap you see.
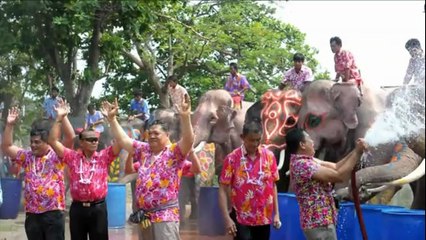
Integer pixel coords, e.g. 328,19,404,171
48,103,120,240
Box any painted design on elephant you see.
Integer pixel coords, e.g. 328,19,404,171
197,143,216,187
260,89,301,150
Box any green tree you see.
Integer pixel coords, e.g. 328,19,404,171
110,1,321,109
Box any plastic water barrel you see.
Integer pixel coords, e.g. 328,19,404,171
0,178,23,219
337,203,405,240
270,193,305,240
106,183,126,228
336,202,356,240
198,186,225,236
381,209,425,240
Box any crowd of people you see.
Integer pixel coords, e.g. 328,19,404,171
0,36,424,240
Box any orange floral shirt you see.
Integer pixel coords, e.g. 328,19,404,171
15,149,65,213
220,146,279,226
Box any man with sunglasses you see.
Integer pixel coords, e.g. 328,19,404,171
48,103,121,240
102,95,194,240
1,105,75,240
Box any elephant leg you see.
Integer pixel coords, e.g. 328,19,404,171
411,176,425,210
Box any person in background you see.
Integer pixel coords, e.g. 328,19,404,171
103,95,194,240
178,150,201,228
43,86,63,120
84,104,104,134
285,128,367,240
218,120,281,240
48,103,120,240
279,53,313,91
224,63,251,110
2,105,75,240
167,75,189,111
330,36,364,96
403,38,425,85
129,90,150,140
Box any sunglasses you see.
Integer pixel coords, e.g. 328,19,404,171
83,137,99,143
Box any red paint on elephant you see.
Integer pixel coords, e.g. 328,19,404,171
260,89,302,151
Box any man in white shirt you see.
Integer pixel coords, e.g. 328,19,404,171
167,76,189,110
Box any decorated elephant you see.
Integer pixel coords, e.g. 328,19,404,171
192,89,254,175
336,85,425,209
245,88,302,192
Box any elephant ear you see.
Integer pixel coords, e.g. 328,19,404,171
331,83,359,129
217,105,237,129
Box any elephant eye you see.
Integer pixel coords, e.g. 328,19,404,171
305,114,322,129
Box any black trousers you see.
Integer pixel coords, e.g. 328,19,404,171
69,200,108,240
230,209,271,240
25,210,65,240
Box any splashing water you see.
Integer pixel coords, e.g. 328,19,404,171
364,85,425,147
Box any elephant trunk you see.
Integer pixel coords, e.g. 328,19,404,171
355,147,423,188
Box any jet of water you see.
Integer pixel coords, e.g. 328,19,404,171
364,85,425,148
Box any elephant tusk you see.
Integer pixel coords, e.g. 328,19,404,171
364,185,391,193
335,187,349,198
277,149,285,170
193,141,206,153
117,173,138,184
381,158,425,186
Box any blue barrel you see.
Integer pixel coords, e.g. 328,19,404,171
337,203,405,240
0,178,23,219
336,202,356,240
106,183,126,228
270,193,305,240
381,209,425,240
198,186,225,236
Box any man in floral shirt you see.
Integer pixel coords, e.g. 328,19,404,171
218,120,281,240
1,105,75,240
279,53,313,91
103,95,194,240
285,128,366,240
224,63,251,109
48,103,120,240
330,36,364,96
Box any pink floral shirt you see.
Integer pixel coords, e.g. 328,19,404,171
220,146,279,226
15,149,65,213
62,146,116,202
168,84,188,109
282,65,313,91
290,154,337,230
334,49,362,85
132,141,186,223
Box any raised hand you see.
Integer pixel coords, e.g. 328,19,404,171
175,94,191,116
101,98,119,120
6,107,20,125
355,138,368,153
54,99,70,119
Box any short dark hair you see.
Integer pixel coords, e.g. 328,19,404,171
167,75,178,83
285,128,306,155
79,129,97,140
229,62,238,71
293,53,305,62
330,36,342,46
148,120,169,133
30,128,49,142
242,118,263,136
405,38,421,50
87,104,96,111
133,89,142,97
51,86,59,92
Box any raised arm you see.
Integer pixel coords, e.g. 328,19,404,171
176,94,194,156
48,101,71,158
1,107,23,159
102,99,134,153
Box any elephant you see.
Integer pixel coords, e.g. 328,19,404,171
245,88,302,192
192,89,254,175
335,85,425,209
